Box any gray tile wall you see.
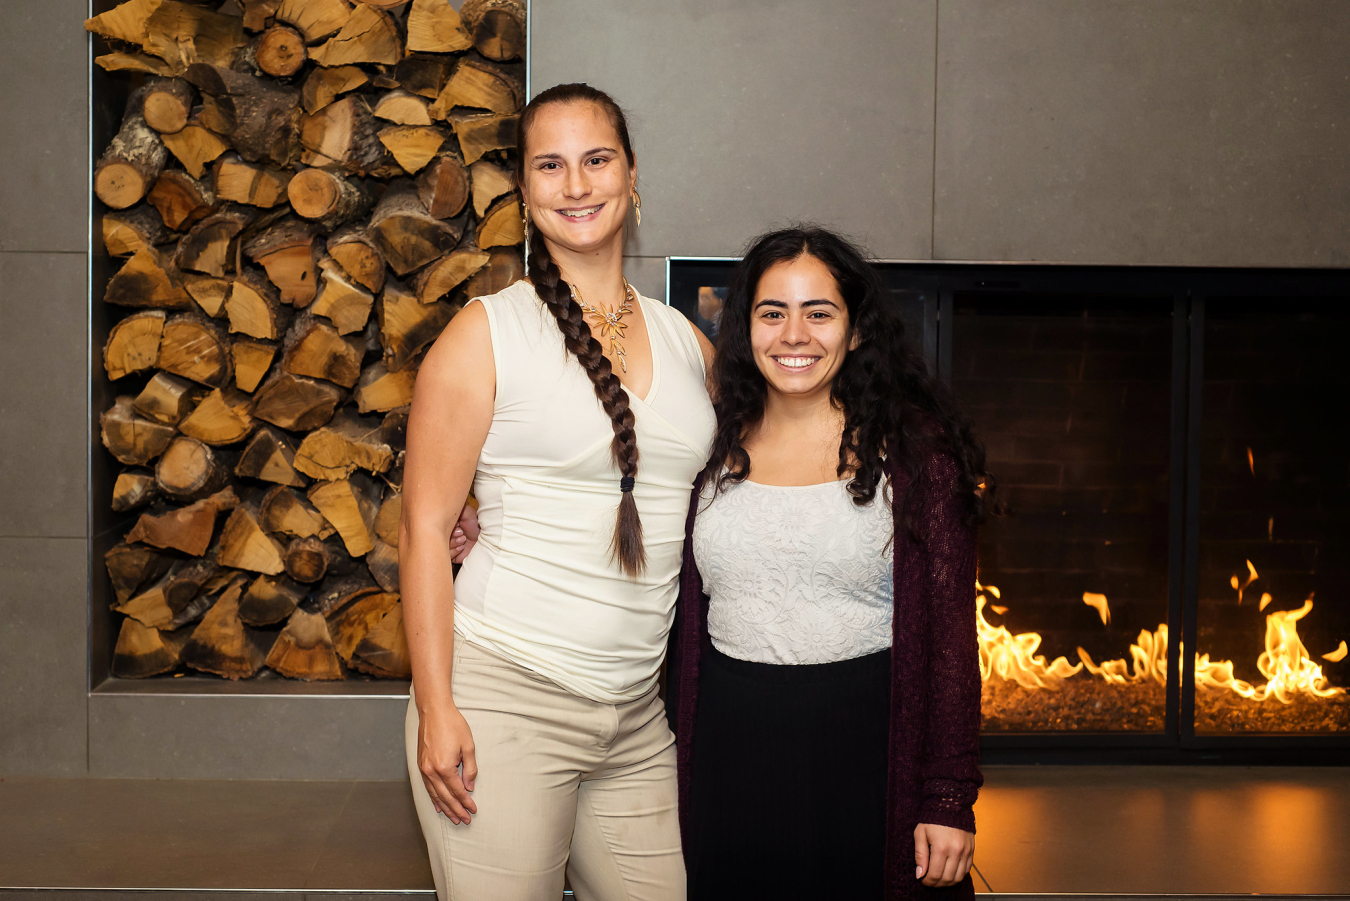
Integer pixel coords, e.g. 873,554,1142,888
531,0,940,303
933,0,1350,265
88,695,410,780
533,0,1350,281
0,0,92,777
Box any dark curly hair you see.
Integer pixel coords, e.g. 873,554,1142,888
516,83,645,576
707,226,994,533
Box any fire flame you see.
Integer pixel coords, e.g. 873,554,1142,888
1083,592,1111,626
976,583,1082,689
1231,560,1259,604
977,582,1345,703
1252,599,1343,701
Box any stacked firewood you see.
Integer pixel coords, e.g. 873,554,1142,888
89,0,525,681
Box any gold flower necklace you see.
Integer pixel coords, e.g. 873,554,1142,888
571,279,637,372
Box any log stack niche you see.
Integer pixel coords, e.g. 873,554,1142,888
88,0,526,684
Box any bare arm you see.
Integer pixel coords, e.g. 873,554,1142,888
401,300,494,825
689,320,716,394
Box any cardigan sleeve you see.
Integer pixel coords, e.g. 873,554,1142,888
915,453,983,833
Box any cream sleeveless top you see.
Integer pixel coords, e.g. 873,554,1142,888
453,280,716,703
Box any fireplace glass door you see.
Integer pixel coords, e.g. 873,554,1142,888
951,293,1176,733
1194,296,1350,735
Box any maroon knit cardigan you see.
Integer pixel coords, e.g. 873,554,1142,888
667,451,983,901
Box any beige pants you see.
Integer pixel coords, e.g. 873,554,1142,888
405,638,686,901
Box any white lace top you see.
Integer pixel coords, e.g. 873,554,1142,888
692,475,894,665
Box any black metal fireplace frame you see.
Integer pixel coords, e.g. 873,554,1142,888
668,259,1350,765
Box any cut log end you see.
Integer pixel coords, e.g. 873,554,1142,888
236,426,307,489
96,162,154,211
112,470,161,512
125,487,239,557
265,609,344,680
142,78,195,135
329,590,399,661
156,435,230,501
102,396,177,466
113,618,191,678
256,24,307,78
349,600,411,678
326,227,385,294
182,581,270,680
239,574,306,626
104,310,166,381
232,337,278,393
251,372,344,431
218,503,287,574
477,193,525,249
460,0,526,62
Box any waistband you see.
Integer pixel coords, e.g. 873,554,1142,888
705,644,891,685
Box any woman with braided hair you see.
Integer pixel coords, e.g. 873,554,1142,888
401,83,714,900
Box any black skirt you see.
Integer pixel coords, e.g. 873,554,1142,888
687,645,891,901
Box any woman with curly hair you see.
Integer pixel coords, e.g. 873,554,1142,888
667,227,990,900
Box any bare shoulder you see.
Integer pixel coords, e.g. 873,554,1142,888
688,319,715,372
418,300,494,395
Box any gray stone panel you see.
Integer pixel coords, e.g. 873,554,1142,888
89,694,410,780
0,252,89,539
0,538,89,776
0,0,90,253
531,0,937,260
0,777,352,888
0,777,434,891
0,892,435,899
623,256,668,304
933,0,1350,265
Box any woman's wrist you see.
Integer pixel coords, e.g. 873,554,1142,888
413,682,459,718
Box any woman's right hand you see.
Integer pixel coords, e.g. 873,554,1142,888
417,702,479,825
449,503,480,564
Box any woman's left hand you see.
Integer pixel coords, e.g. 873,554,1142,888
914,822,975,887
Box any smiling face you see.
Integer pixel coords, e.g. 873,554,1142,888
519,100,635,257
749,253,855,402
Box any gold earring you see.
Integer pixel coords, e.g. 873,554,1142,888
522,205,531,237
632,190,642,226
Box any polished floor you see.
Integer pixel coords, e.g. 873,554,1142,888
973,766,1350,895
0,766,1347,897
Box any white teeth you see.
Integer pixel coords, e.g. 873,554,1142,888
559,206,602,218
775,356,817,369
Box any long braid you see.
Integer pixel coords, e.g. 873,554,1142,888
527,225,645,576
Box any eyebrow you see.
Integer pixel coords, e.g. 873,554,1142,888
530,147,619,164
753,298,841,310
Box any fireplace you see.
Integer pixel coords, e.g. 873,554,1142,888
668,259,1350,759
1193,295,1350,736
951,291,1174,735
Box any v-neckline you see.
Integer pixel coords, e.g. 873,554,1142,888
622,293,661,406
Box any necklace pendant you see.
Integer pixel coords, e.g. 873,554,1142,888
572,279,636,375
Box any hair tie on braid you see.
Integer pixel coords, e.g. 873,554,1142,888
620,476,635,493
